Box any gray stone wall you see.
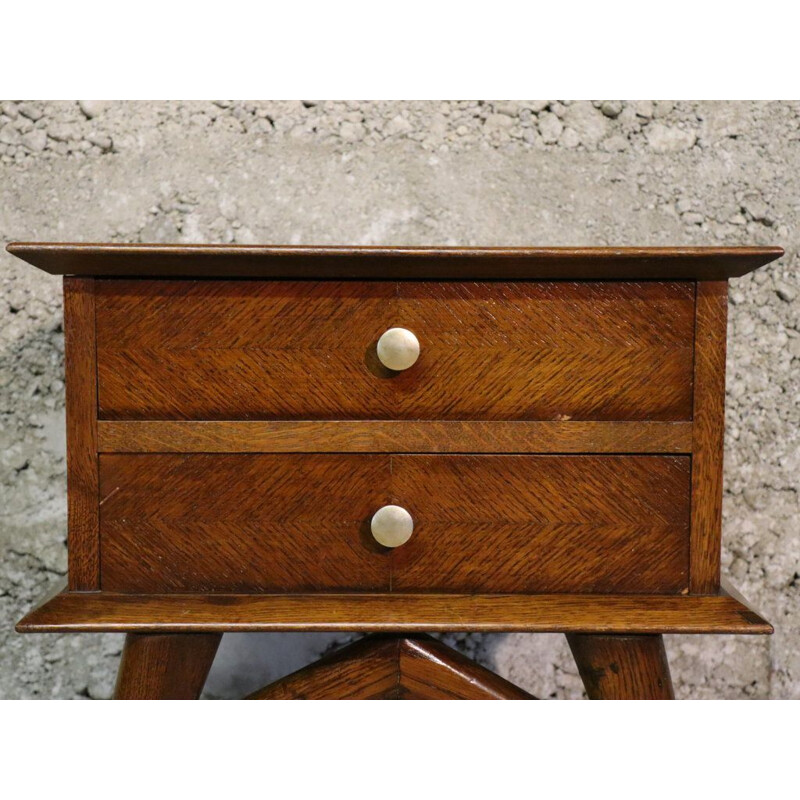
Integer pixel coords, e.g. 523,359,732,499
1,100,797,699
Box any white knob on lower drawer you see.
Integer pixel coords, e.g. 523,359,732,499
376,328,420,371
370,504,414,548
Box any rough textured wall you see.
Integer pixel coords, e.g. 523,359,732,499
0,100,797,699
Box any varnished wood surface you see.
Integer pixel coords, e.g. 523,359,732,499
98,454,689,594
95,280,695,421
690,282,728,594
114,632,221,699
249,635,534,699
11,244,780,701
99,454,392,592
63,278,99,590
567,634,674,699
398,636,533,699
97,419,694,453
8,243,783,279
390,455,690,593
16,587,774,634
249,635,399,699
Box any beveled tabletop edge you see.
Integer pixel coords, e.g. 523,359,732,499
6,242,784,280
16,585,774,634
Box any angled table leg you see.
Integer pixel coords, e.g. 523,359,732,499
114,633,222,699
566,634,674,699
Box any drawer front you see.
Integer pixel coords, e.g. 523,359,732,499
99,454,689,594
96,280,695,421
390,455,690,593
99,454,393,592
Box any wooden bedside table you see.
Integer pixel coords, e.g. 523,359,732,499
9,243,781,700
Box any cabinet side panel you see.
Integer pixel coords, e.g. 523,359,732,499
690,281,728,593
64,277,99,589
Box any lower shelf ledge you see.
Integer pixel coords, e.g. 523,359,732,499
17,583,772,635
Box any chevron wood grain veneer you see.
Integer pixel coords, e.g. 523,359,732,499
9,243,782,700
94,280,694,421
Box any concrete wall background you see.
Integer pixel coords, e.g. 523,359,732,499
0,100,797,699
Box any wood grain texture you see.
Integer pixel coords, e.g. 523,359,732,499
249,635,534,699
12,243,778,703
249,635,399,699
398,636,534,699
390,455,690,593
97,454,689,594
97,420,694,454
114,632,221,699
16,588,774,634
690,281,728,593
99,454,392,592
63,277,99,590
95,280,695,421
7,243,784,279
567,634,674,699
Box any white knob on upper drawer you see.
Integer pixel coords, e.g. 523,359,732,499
376,327,420,371
370,504,414,548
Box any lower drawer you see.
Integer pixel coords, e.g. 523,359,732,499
98,454,690,594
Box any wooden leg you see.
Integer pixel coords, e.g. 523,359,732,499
566,634,674,699
114,633,222,699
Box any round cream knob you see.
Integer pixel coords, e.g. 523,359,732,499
370,504,414,548
376,328,420,371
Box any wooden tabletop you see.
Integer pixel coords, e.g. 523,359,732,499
6,243,784,280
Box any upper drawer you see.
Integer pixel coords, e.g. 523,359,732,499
96,280,695,421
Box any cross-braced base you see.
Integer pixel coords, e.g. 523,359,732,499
111,632,676,700
248,635,534,699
